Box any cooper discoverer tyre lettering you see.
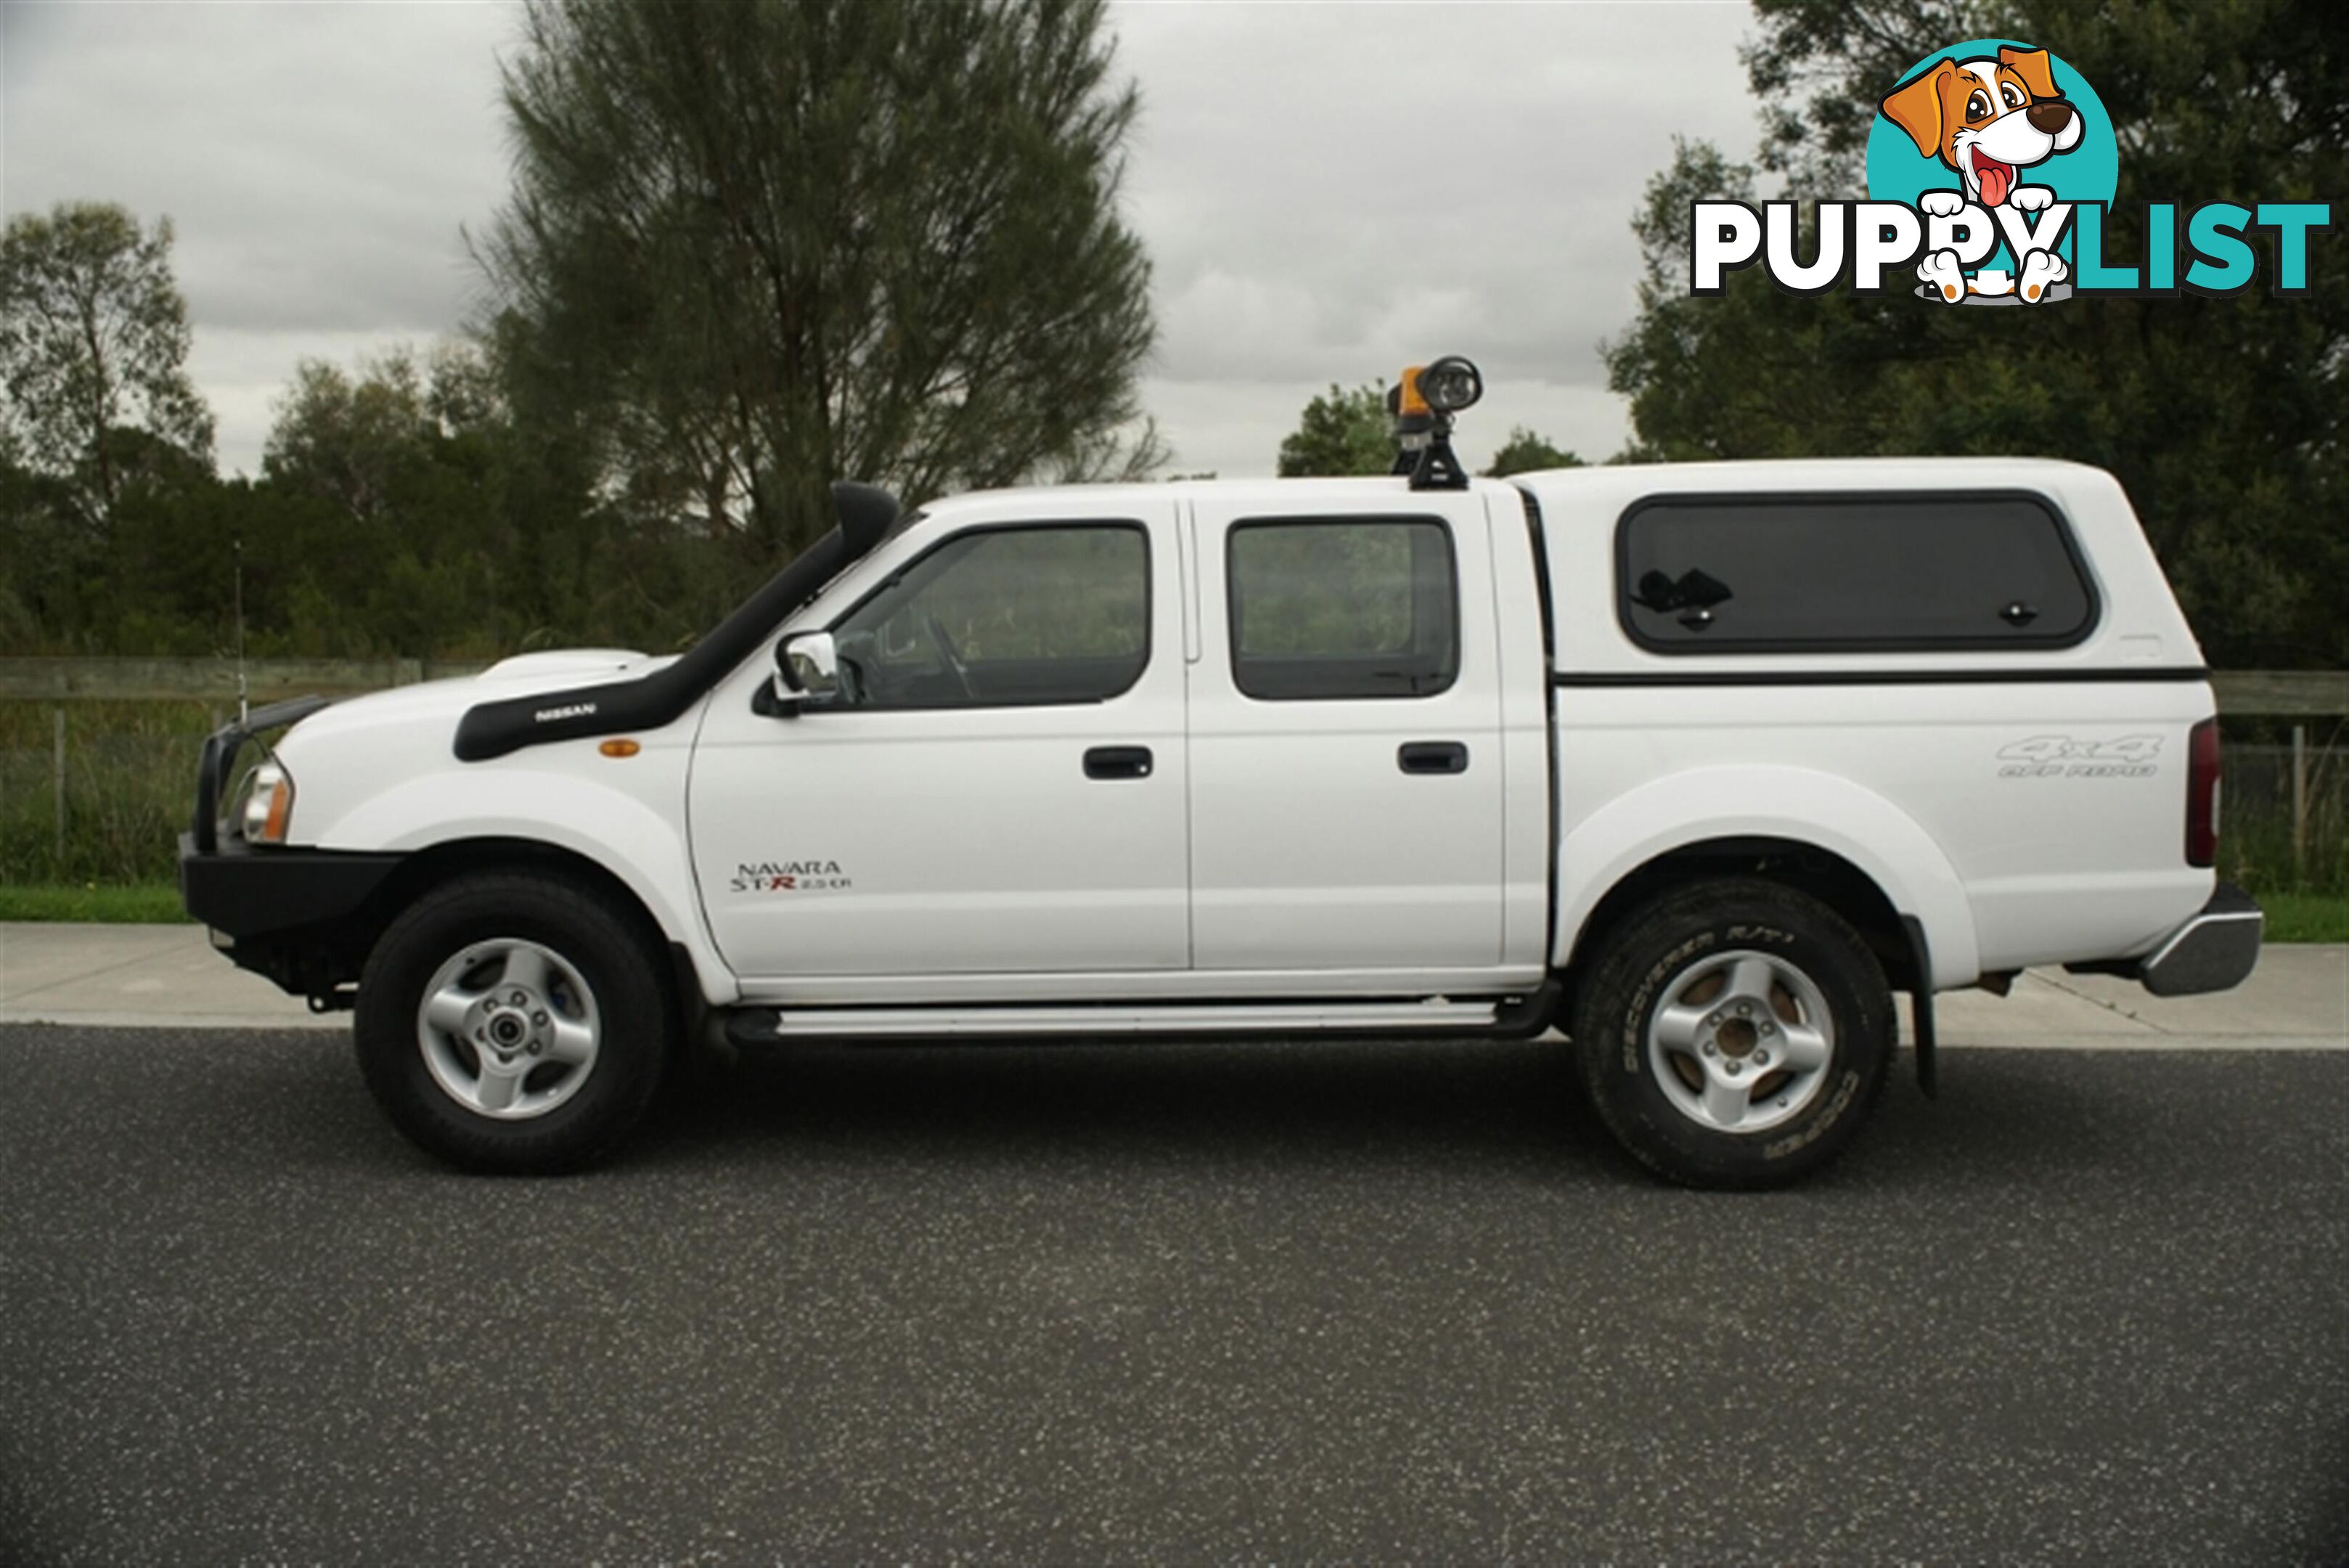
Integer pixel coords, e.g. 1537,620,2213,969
1572,878,1894,1189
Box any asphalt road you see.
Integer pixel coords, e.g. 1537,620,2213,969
1,1026,2343,1564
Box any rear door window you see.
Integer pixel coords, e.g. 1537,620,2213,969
1227,518,1458,699
1617,493,2097,652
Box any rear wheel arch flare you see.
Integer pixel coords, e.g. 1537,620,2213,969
1564,836,1917,1003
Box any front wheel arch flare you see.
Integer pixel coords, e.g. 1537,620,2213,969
348,838,708,1026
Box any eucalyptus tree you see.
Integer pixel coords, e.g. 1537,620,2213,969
479,0,1159,555
1482,428,1583,477
0,202,213,522
1275,383,1394,478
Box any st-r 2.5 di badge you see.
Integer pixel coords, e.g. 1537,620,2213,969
730,859,851,893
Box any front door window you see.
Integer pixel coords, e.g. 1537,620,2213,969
832,525,1149,709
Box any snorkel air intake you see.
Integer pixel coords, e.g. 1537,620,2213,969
452,481,899,762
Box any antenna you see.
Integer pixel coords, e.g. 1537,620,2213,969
234,537,248,725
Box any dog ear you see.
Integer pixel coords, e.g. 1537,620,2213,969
1881,61,1955,160
1998,46,2061,101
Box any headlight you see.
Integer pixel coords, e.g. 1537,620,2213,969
235,761,296,844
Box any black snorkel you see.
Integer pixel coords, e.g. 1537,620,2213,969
452,481,899,762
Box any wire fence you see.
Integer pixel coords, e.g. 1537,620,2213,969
2,672,2345,893
2,703,218,884
2221,737,2347,895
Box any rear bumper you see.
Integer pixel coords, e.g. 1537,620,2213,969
2069,881,2263,997
2138,882,2264,996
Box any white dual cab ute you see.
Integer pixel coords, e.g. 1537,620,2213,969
180,360,2261,1187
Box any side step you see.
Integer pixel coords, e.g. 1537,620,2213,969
724,986,1558,1047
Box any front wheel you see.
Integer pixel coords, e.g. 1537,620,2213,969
1571,879,1894,1189
354,871,674,1173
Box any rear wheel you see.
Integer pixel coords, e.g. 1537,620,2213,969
1571,878,1893,1189
354,871,674,1173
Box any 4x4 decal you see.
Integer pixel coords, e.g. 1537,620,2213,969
1997,735,2161,777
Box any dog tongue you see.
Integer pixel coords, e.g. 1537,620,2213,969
1979,160,2011,208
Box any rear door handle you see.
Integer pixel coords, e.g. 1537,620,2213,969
1398,741,1468,775
1084,746,1154,780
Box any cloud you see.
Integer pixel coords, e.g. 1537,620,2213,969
187,324,439,475
4,0,1760,479
5,0,520,469
1114,2,1758,468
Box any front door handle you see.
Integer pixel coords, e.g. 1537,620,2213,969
1398,741,1468,775
1084,746,1154,780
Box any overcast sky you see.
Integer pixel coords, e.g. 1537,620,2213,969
2,0,1760,480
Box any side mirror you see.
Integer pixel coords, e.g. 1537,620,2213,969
778,631,841,705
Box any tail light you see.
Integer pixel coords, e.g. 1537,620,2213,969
2185,717,2221,867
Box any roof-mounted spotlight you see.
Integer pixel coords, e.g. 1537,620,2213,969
1417,356,1484,415
1388,354,1482,490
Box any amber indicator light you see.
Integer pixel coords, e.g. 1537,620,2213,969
261,779,294,840
1396,364,1431,417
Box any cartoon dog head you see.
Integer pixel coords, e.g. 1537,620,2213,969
1881,46,2082,208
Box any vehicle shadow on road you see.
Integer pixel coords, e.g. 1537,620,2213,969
3,1024,2205,1193
627,1034,1622,1177
618,1035,2130,1193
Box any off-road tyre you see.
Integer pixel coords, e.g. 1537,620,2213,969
1571,878,1895,1190
354,870,675,1174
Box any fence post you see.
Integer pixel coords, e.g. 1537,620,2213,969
2291,724,2308,887
52,706,66,870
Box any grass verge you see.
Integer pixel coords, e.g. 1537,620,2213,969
2256,891,2349,944
0,883,191,923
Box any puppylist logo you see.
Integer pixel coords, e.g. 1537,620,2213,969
1690,38,2331,304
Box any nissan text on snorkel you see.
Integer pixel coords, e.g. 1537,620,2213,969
180,355,2260,1185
